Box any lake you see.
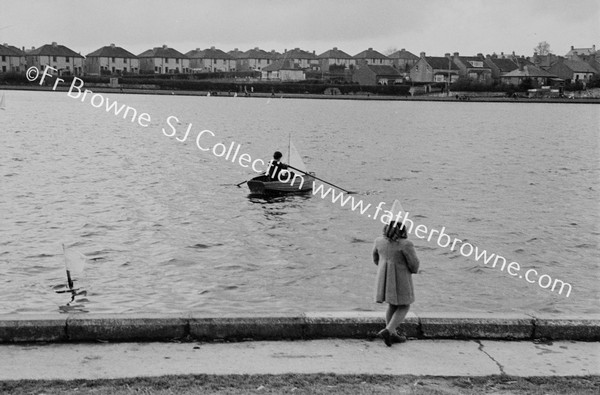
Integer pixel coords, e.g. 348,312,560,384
0,89,598,315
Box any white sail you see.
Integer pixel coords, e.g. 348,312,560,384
0,93,5,110
63,243,87,276
287,140,307,173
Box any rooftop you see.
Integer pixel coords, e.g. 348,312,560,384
86,44,137,58
138,45,187,58
26,42,83,58
387,49,419,60
354,47,389,59
318,47,353,59
186,46,233,59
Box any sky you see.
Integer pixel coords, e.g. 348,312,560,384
1,0,598,57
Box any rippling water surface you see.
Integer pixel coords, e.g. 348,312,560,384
0,90,598,315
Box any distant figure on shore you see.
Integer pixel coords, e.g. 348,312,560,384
266,151,288,181
372,220,420,347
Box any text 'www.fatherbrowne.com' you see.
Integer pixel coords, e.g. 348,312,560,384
310,180,573,298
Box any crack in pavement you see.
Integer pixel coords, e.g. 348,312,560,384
475,340,506,375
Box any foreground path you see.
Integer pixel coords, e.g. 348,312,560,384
1,339,598,380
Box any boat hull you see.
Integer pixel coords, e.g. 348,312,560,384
247,174,315,196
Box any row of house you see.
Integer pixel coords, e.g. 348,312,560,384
0,42,419,76
1,41,597,86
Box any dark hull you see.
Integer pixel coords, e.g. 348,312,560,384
247,174,314,196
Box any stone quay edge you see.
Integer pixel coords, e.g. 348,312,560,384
0,312,598,343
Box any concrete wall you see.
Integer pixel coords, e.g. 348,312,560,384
1,312,598,343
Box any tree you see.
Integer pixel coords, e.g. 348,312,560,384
534,41,552,56
384,47,398,56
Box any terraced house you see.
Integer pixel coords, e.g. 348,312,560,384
85,44,139,75
484,54,520,80
387,48,419,73
450,52,492,82
279,48,319,70
25,42,83,75
549,58,597,84
186,46,234,72
229,47,277,71
317,47,356,71
0,43,25,73
353,48,391,66
410,52,460,83
138,45,189,74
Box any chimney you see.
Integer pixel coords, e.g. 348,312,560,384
110,43,115,48
593,45,596,51
162,44,167,49
453,52,459,57
477,53,483,58
196,48,200,51
444,53,450,57
333,47,337,50
211,46,215,50
420,52,425,58
312,50,315,54
52,42,58,47
571,45,574,50
401,48,405,51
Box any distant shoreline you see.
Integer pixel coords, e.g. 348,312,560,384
2,84,599,104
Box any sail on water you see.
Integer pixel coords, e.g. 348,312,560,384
62,244,88,289
287,139,307,173
0,93,5,110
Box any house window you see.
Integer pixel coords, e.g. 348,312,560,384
165,58,168,63
176,58,179,64
53,56,57,62
1,55,5,62
65,56,70,62
154,66,158,72
123,58,126,63
112,57,115,63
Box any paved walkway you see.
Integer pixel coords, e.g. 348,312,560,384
1,339,598,380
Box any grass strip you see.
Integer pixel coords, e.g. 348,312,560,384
1,374,599,394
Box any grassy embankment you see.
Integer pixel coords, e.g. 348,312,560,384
2,374,599,394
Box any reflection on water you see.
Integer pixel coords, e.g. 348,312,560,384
53,283,89,313
0,90,598,315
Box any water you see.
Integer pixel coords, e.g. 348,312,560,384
0,89,598,315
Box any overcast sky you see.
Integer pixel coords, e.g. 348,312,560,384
1,0,598,57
